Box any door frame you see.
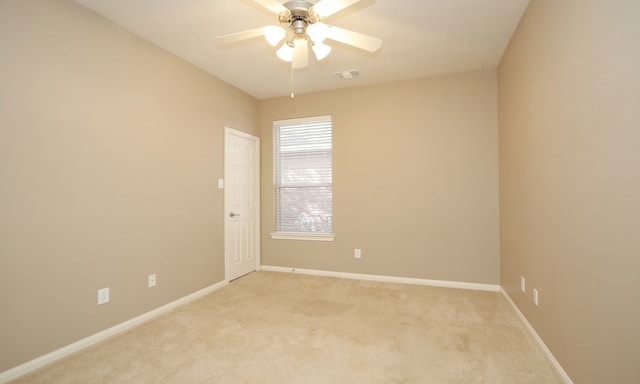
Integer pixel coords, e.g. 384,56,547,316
224,127,261,282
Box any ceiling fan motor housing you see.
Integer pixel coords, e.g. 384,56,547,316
292,19,307,35
281,0,319,37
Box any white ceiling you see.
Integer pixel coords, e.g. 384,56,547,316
75,0,529,100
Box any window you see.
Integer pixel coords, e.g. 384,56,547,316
272,115,333,241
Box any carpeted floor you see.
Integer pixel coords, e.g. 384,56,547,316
11,271,564,383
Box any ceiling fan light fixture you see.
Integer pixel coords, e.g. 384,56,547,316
264,25,286,46
306,21,329,44
276,41,295,62
312,41,331,60
216,0,383,71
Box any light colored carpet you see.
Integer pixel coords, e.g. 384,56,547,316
12,271,563,383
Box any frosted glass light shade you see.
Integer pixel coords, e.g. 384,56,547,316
264,26,286,46
276,42,294,62
306,22,329,44
312,41,331,60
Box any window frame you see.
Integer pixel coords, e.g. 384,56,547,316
270,115,334,242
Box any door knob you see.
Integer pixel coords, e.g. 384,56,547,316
229,212,240,218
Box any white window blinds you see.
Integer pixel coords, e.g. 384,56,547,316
273,115,332,235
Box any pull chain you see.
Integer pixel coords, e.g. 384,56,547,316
290,64,295,98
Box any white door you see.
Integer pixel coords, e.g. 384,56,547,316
224,128,260,281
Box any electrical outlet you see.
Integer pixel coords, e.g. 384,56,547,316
520,276,526,293
533,288,539,306
148,274,156,288
98,287,110,305
354,249,362,259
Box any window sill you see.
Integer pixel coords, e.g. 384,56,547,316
270,232,335,242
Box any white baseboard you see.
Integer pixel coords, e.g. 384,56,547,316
260,265,501,292
500,289,574,384
0,280,228,384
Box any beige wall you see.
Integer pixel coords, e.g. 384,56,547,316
0,0,258,372
259,70,500,284
498,0,640,383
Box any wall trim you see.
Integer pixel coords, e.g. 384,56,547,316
260,265,501,292
0,280,228,384
500,289,574,384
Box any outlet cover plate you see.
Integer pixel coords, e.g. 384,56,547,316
98,287,110,305
148,274,157,288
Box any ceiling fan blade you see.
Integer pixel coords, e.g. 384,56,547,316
310,0,360,18
325,25,382,52
252,0,291,16
216,27,266,45
292,39,309,69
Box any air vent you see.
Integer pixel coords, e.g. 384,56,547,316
335,69,360,80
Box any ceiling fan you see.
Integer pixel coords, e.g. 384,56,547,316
216,0,382,69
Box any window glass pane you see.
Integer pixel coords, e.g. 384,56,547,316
275,186,332,233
